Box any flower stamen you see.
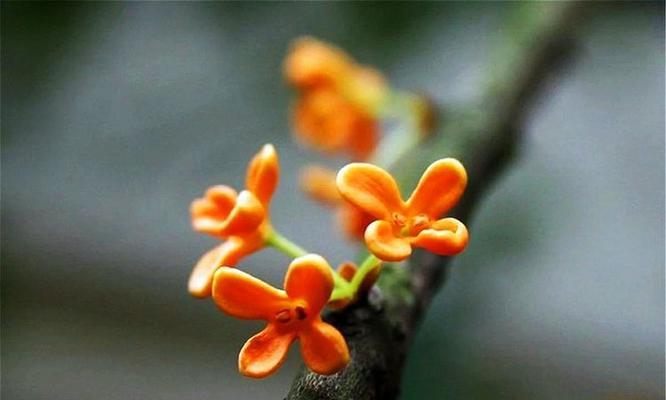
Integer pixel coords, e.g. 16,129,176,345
409,214,431,236
275,309,292,323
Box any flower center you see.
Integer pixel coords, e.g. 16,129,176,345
395,213,431,237
274,306,308,324
392,212,407,228
409,214,431,236
294,306,307,320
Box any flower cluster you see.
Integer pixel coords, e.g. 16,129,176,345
187,37,469,379
285,37,388,160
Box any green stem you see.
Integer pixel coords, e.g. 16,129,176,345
330,254,382,302
350,254,382,292
265,229,308,258
372,90,424,170
266,229,353,297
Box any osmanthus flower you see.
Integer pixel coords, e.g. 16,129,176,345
188,144,279,298
284,37,389,160
212,254,350,378
337,159,469,262
299,164,374,239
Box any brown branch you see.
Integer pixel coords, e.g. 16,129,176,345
286,3,585,399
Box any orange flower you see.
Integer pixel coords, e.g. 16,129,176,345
300,165,374,239
188,144,279,298
285,37,388,160
213,254,350,378
337,159,469,262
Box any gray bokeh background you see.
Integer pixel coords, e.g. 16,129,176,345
2,2,664,399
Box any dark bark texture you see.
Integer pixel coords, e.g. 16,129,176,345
287,3,585,399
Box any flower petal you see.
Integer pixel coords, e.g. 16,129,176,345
293,89,353,152
299,319,350,375
347,113,379,161
188,239,246,298
246,144,279,206
218,190,265,236
212,267,290,320
364,220,412,262
336,163,404,220
406,158,467,218
337,204,375,240
284,254,333,314
239,323,296,378
299,165,341,206
205,185,238,212
283,36,353,89
191,185,238,236
412,217,469,256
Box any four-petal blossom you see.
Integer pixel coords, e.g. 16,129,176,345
213,254,350,378
337,159,469,262
189,144,279,298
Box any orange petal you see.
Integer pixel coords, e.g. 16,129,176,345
246,144,279,206
299,319,350,375
239,323,296,378
412,217,469,256
218,190,265,236
337,204,375,240
346,113,379,161
205,185,238,212
406,158,467,218
299,165,341,206
191,185,238,236
283,37,353,89
336,163,404,220
212,267,290,320
284,254,333,314
292,89,352,152
364,220,412,262
188,239,246,298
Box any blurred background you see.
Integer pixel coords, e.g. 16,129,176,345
2,2,664,399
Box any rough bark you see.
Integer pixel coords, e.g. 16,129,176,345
287,3,585,399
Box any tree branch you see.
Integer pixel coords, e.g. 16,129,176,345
286,3,585,399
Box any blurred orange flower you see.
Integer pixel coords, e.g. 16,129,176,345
337,159,469,262
285,37,388,160
188,144,279,298
299,164,374,239
213,254,350,378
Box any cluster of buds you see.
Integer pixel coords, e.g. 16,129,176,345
187,37,469,379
